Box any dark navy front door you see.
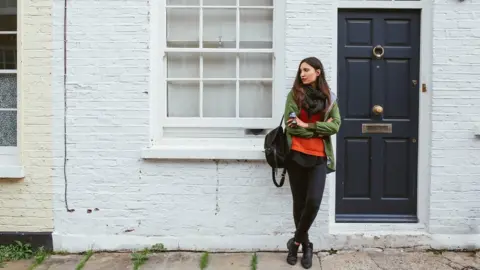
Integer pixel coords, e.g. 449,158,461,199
336,10,420,223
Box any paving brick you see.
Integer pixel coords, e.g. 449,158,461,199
206,253,253,269
82,253,133,270
256,252,321,270
1,260,34,270
35,255,83,270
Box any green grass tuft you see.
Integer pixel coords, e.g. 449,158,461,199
131,248,149,270
75,250,93,270
27,247,49,270
199,252,209,270
250,253,258,270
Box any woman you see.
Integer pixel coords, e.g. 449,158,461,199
283,57,341,269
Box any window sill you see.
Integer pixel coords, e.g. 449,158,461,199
141,138,265,160
0,166,25,179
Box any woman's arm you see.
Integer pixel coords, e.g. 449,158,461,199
283,91,315,138
305,102,342,136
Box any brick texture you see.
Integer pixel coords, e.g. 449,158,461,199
429,0,480,234
50,0,331,248
0,0,54,232
49,0,479,251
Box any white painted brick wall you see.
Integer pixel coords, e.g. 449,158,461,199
50,0,479,251
0,0,54,232
51,0,333,251
429,0,480,235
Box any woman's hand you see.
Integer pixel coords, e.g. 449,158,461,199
287,117,308,128
327,118,333,123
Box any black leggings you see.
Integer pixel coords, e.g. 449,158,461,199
287,158,327,244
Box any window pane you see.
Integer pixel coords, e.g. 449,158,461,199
167,52,199,78
7,0,17,7
239,53,272,78
239,81,272,118
167,81,200,117
203,81,236,117
1,0,17,8
167,0,199,5
203,9,236,49
0,110,16,146
167,8,200,48
0,74,16,109
0,34,16,69
203,53,236,78
204,0,236,5
0,4,16,31
240,0,273,6
240,9,272,48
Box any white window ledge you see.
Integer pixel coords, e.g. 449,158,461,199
0,147,24,179
0,166,25,179
142,138,266,160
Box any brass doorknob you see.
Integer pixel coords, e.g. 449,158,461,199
372,105,383,115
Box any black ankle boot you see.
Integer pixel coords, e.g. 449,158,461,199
286,238,299,265
301,242,313,269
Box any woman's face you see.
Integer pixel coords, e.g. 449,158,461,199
299,62,320,85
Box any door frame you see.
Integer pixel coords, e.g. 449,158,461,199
329,1,432,231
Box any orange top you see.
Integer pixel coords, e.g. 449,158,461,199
291,109,326,157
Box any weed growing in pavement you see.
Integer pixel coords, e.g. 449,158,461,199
199,252,209,270
0,241,49,269
250,253,258,270
75,249,94,270
131,248,149,270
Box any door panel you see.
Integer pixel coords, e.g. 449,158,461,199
336,9,420,223
344,138,371,198
383,139,409,198
385,60,411,118
346,60,372,118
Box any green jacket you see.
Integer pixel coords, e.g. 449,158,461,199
283,90,341,173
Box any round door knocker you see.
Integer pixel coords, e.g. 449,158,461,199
372,45,385,59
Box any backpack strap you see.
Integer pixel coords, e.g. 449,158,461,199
272,167,286,187
273,114,286,187
268,114,287,188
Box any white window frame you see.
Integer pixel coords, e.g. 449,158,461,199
142,0,285,160
0,1,24,178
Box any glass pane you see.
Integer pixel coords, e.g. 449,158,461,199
204,0,236,5
0,74,16,108
240,9,273,48
239,53,272,78
167,0,199,5
0,110,16,146
239,81,272,118
167,8,200,48
167,52,199,78
0,34,16,69
203,53,236,78
7,0,17,7
167,81,200,117
1,0,17,8
203,81,236,117
240,0,273,6
203,9,236,49
0,3,16,31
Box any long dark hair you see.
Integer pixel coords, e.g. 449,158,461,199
292,57,331,114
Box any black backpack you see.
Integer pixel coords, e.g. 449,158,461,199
264,115,289,187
